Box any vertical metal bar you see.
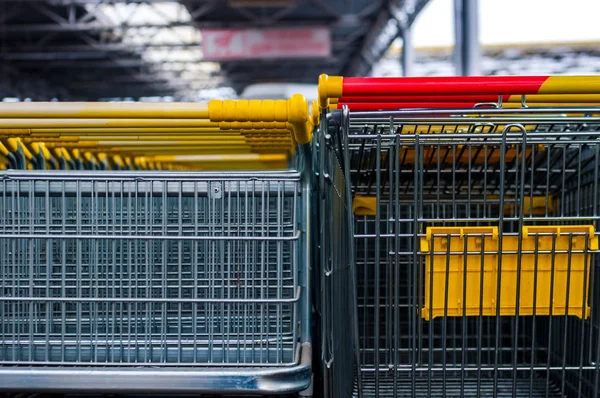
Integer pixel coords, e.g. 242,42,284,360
428,230,434,397
144,179,150,363
442,231,451,396
374,132,382,393
461,234,468,397
161,180,167,364
400,24,414,77
28,176,34,363
45,180,50,363
477,232,485,397
513,127,526,396
341,108,363,398
320,118,331,394
260,179,266,364
386,137,393,393
413,133,421,398
454,0,481,76
529,235,540,394
89,181,98,362
221,179,227,363
276,180,282,364
418,137,426,379
61,181,66,363
393,124,401,398
76,179,82,363
560,235,574,397
578,234,590,398
545,234,558,398
251,179,256,364
193,181,199,364
12,180,18,363
178,181,183,364
591,140,600,398
493,127,508,398
1,177,5,363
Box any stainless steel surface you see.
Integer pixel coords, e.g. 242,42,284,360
400,24,414,77
333,105,600,397
0,170,311,394
0,344,312,394
454,0,480,76
315,111,359,398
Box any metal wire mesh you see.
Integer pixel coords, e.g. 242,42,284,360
314,115,358,398
0,171,302,367
332,107,600,398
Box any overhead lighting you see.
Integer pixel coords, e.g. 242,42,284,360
87,2,230,98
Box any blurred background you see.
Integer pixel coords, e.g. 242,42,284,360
0,0,598,102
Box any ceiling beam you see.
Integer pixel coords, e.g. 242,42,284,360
1,21,194,33
8,59,211,68
0,0,204,3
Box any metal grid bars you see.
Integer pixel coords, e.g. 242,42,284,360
334,107,600,398
0,171,302,368
314,111,359,398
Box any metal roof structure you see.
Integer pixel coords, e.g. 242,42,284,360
0,0,211,100
179,0,429,91
0,0,429,100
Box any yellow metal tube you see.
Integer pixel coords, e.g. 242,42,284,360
0,102,209,119
73,140,250,147
24,136,81,143
44,144,259,152
29,136,294,145
149,154,287,163
0,128,32,137
28,127,229,135
171,162,286,170
89,148,267,156
36,135,247,142
0,119,218,129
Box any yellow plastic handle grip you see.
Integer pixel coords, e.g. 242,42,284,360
208,94,312,144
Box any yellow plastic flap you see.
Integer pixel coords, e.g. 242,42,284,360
421,225,598,320
352,196,377,216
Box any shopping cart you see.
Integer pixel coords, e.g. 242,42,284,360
318,74,600,398
312,100,360,398
0,99,314,395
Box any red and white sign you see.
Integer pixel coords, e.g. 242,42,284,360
201,27,331,60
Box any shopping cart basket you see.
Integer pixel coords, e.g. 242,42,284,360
319,74,600,398
0,99,314,395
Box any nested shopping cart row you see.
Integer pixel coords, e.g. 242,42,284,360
316,74,600,398
0,97,314,394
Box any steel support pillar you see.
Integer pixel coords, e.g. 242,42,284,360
454,0,480,76
400,25,414,76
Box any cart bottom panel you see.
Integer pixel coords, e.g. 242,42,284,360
354,373,563,398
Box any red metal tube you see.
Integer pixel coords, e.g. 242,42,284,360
342,76,550,96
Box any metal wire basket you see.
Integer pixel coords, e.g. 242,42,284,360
0,97,314,395
318,74,600,398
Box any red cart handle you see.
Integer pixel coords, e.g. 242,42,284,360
335,94,600,104
318,74,600,108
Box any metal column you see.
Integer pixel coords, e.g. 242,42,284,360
400,25,415,77
454,0,480,76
